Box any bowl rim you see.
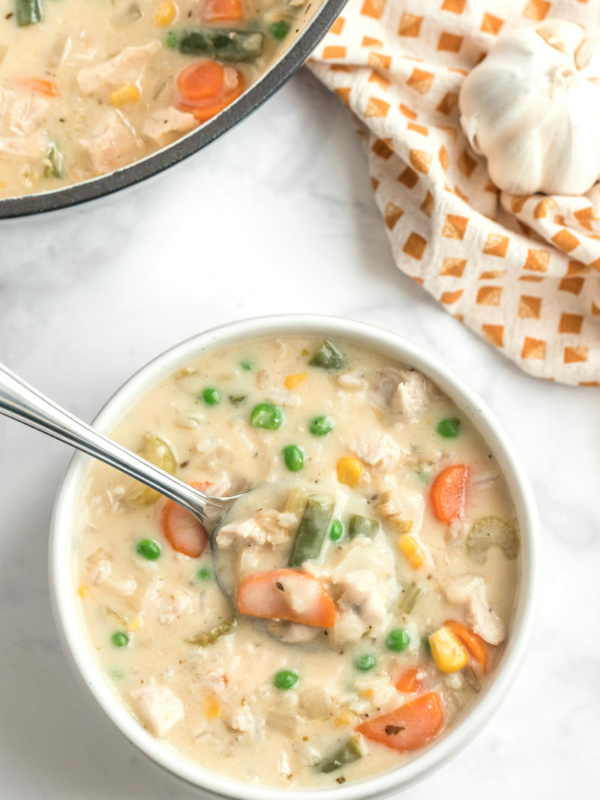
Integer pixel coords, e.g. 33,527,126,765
0,0,347,220
49,314,541,800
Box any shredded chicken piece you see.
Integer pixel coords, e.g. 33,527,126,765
79,110,137,174
300,687,334,719
267,708,300,737
142,106,197,145
77,41,160,94
443,574,506,644
131,683,184,737
143,584,193,625
337,371,368,391
0,132,47,161
372,368,433,421
348,429,402,468
0,87,49,136
377,487,424,535
266,620,321,643
334,570,388,643
216,509,297,548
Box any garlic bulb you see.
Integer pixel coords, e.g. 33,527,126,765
459,19,600,196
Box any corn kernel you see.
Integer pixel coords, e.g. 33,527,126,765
110,83,140,107
284,372,307,389
429,626,468,673
334,710,357,727
337,456,363,488
398,534,425,568
155,0,177,26
127,616,142,632
78,584,90,598
204,696,221,719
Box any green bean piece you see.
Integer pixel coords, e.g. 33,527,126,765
16,0,42,27
437,417,461,438
165,30,178,48
309,415,334,436
316,736,363,774
289,494,334,566
111,631,129,648
137,539,161,561
399,582,423,614
186,618,236,646
178,29,265,62
348,514,380,540
282,444,304,472
269,20,291,40
329,519,344,541
250,402,284,430
309,340,345,370
229,394,247,406
273,670,299,690
44,143,63,179
126,434,177,506
201,387,220,406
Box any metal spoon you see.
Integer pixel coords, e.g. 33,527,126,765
0,363,241,540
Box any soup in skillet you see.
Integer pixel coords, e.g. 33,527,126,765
0,0,314,199
75,336,520,788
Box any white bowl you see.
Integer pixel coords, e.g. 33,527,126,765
50,314,540,799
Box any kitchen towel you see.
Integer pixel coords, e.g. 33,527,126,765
309,0,600,386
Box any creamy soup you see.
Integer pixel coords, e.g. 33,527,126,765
75,336,520,788
0,0,315,199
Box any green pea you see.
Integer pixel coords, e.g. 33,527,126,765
309,415,334,437
329,519,344,541
136,538,161,561
354,653,376,672
437,417,461,438
282,444,304,472
197,566,212,581
273,670,299,690
240,360,253,371
269,20,291,40
165,31,178,49
250,403,284,430
201,387,220,406
111,631,129,648
386,628,411,652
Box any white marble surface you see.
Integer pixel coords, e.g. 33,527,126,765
1,69,599,799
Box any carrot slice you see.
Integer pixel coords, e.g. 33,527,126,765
237,569,338,628
357,692,444,752
394,666,422,694
445,619,488,673
17,78,59,97
430,464,470,524
161,481,211,558
203,0,243,23
176,60,245,123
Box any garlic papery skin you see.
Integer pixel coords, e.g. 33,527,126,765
459,19,600,196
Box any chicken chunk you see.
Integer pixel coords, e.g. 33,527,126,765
348,429,402,469
372,368,432,421
377,487,425,535
77,41,160,94
334,570,388,643
0,133,47,161
144,583,193,625
443,574,506,645
79,110,137,174
131,683,184,737
216,509,297,548
142,106,197,145
0,87,49,138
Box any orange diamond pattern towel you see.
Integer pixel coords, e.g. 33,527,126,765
309,0,600,386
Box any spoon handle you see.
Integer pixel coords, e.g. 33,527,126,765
0,363,215,523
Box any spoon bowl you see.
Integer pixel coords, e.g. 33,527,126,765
0,362,245,599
